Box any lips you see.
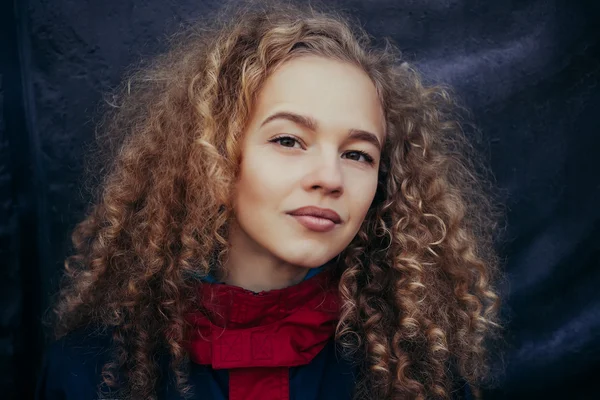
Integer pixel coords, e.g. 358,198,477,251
287,206,342,224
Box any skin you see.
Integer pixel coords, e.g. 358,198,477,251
222,55,385,292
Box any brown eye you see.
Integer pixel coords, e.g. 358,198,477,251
278,137,297,147
343,150,375,165
269,135,303,149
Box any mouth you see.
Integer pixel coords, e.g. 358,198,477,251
287,206,342,232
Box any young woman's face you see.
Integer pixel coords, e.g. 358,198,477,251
231,55,385,269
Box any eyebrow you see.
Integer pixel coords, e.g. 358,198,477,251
260,111,382,151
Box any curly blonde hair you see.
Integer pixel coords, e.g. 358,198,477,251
47,1,507,399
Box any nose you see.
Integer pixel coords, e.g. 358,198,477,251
302,151,344,196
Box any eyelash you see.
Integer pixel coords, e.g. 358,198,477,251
268,135,375,165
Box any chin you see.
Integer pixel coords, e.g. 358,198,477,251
287,256,329,268
276,246,341,269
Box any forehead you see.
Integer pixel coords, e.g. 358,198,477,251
249,56,385,139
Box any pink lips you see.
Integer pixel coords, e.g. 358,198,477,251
287,206,342,232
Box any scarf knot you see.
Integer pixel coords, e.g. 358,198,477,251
185,270,340,370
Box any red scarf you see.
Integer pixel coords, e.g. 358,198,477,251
184,270,340,400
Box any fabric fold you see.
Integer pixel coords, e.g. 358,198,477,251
184,270,340,399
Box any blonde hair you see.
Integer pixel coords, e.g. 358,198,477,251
48,1,507,399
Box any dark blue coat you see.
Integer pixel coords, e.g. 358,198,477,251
36,269,474,399
35,328,473,400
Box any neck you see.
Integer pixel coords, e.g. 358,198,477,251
221,256,309,292
220,225,311,293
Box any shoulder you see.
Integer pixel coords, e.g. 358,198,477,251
36,327,117,400
46,326,114,362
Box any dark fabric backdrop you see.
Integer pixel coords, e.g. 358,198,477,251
1,0,598,399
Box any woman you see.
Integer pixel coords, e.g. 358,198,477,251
36,1,506,399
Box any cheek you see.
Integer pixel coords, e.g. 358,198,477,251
347,176,379,225
234,153,284,216
234,167,262,217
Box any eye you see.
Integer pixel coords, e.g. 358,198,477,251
268,135,375,165
343,150,375,165
269,135,304,149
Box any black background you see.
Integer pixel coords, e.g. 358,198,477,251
1,0,599,399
